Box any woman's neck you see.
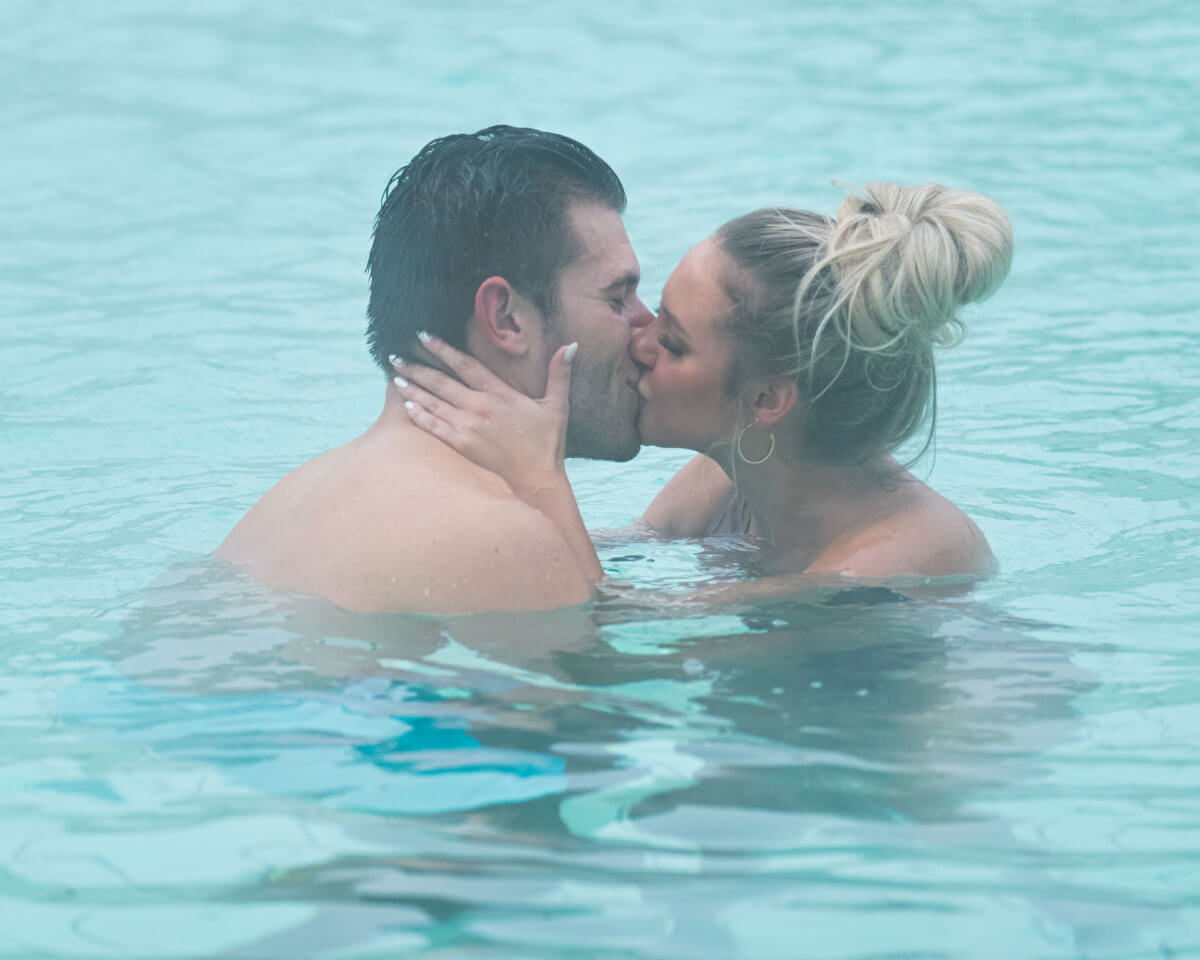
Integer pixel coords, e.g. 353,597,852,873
710,446,907,566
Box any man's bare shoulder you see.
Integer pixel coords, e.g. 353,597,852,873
218,432,592,614
365,493,593,614
216,441,355,564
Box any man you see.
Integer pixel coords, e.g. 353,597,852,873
217,126,652,613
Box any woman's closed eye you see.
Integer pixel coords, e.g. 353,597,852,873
652,302,687,356
657,335,686,357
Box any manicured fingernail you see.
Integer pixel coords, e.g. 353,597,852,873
393,375,409,388
416,330,432,344
564,342,578,362
388,354,404,369
404,400,416,412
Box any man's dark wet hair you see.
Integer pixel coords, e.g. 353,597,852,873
365,125,627,372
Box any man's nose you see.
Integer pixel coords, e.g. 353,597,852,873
627,294,654,334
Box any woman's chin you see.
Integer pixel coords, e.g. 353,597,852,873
637,431,674,450
635,415,658,447
636,414,707,452
637,428,696,452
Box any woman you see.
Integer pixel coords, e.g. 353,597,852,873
393,181,1013,587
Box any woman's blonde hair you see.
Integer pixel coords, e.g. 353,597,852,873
717,182,1013,465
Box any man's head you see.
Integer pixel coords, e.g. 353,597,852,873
366,125,648,460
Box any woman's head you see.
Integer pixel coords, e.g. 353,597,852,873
635,183,1013,465
632,236,745,451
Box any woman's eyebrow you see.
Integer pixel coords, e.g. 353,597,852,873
658,304,691,343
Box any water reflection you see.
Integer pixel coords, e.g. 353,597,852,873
102,557,1094,833
50,557,1106,957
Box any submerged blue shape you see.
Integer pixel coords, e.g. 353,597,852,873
34,778,123,803
52,662,565,816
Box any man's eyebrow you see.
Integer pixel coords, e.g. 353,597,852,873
600,271,640,294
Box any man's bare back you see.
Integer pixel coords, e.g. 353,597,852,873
217,391,591,614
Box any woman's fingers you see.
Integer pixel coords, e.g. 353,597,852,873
397,336,570,488
390,355,474,409
393,376,480,430
400,394,460,447
543,342,578,408
414,331,498,391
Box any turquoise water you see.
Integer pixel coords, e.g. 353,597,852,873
3,1,1199,957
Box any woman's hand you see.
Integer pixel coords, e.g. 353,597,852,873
390,331,576,499
393,332,602,583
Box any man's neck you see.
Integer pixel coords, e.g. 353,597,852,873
362,383,513,495
368,379,420,435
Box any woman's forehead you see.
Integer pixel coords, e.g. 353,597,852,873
663,238,733,329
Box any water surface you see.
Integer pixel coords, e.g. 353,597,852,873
2,1,1199,957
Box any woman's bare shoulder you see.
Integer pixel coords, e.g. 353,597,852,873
810,487,994,580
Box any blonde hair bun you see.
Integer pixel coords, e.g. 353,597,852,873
714,187,1014,466
826,182,1013,348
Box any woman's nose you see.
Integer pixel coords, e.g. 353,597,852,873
629,312,658,369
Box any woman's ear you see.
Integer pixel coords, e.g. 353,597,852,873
749,376,799,428
474,276,538,357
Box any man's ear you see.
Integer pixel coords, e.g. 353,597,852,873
748,376,799,428
474,276,538,357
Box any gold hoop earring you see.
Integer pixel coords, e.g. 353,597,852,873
736,422,775,465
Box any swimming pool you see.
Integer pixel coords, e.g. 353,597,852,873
3,0,1199,956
